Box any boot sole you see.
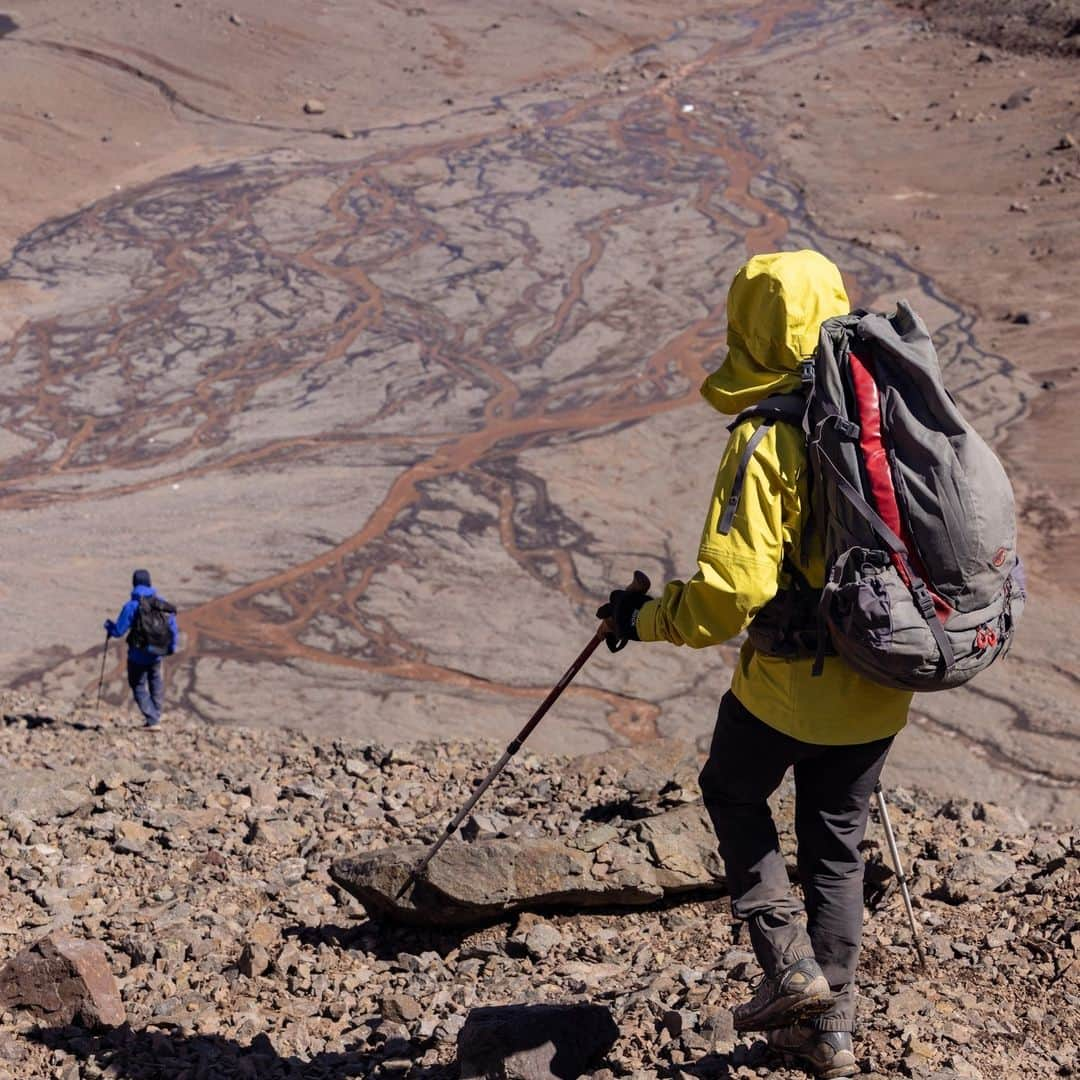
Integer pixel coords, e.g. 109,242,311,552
734,976,833,1032
775,1049,858,1078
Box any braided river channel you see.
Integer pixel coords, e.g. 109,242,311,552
4,1,1069,819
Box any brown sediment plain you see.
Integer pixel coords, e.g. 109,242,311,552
0,1,1077,823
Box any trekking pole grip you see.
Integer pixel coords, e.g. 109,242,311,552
604,569,652,652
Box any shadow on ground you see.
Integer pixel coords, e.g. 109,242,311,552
33,1023,453,1079
30,1019,783,1080
284,917,482,961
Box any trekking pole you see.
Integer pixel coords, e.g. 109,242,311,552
95,634,110,710
395,570,651,900
874,780,927,969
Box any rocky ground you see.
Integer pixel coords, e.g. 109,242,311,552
899,0,1080,56
0,689,1076,1079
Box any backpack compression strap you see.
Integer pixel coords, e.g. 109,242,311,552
812,432,956,673
718,394,806,537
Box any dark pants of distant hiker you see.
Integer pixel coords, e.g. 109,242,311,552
699,691,892,1032
127,657,163,725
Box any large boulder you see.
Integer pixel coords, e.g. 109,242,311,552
0,931,125,1028
330,801,724,926
458,1003,619,1079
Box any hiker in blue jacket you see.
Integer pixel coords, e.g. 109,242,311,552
104,569,178,729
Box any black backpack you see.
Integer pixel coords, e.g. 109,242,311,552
128,596,176,656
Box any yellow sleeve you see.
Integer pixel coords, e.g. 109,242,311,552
635,419,787,648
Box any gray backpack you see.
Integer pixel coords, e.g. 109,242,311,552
721,302,1024,692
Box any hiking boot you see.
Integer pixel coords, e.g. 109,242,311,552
143,717,162,730
732,957,832,1032
768,1024,858,1078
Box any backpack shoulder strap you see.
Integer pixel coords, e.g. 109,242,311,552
726,392,807,432
718,394,806,536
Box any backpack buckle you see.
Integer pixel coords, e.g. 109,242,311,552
799,360,815,387
911,584,937,621
835,418,860,440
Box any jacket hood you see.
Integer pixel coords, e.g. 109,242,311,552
130,585,157,600
700,250,849,416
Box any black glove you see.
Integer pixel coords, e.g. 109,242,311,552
596,588,650,653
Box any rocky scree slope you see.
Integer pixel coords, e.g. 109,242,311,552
0,689,1076,1079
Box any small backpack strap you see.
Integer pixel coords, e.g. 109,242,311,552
725,392,807,433
718,393,807,537
718,419,774,536
813,548,856,676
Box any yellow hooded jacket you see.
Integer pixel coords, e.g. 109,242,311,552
635,250,911,744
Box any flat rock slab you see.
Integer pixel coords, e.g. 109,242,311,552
330,801,724,926
0,931,125,1028
0,767,89,823
458,1003,618,1079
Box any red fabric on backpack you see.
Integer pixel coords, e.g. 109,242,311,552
849,349,951,620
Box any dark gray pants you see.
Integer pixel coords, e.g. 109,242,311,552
127,657,163,725
699,691,893,1032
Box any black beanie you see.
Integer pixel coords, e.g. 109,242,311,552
132,569,152,587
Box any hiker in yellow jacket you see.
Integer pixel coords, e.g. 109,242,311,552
599,250,911,1079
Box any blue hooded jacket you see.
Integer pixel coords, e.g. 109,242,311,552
106,584,179,665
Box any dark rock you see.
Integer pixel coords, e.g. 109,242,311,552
886,986,930,1020
0,931,125,1028
0,1030,27,1063
720,948,755,971
526,921,562,959
113,819,153,854
636,802,723,886
939,852,1017,902
238,942,269,978
703,1006,736,1052
928,934,956,961
571,823,619,852
1001,87,1034,110
382,993,422,1024
283,779,323,800
564,739,701,805
458,1003,618,1079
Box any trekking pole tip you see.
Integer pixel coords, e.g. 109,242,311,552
915,940,928,970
